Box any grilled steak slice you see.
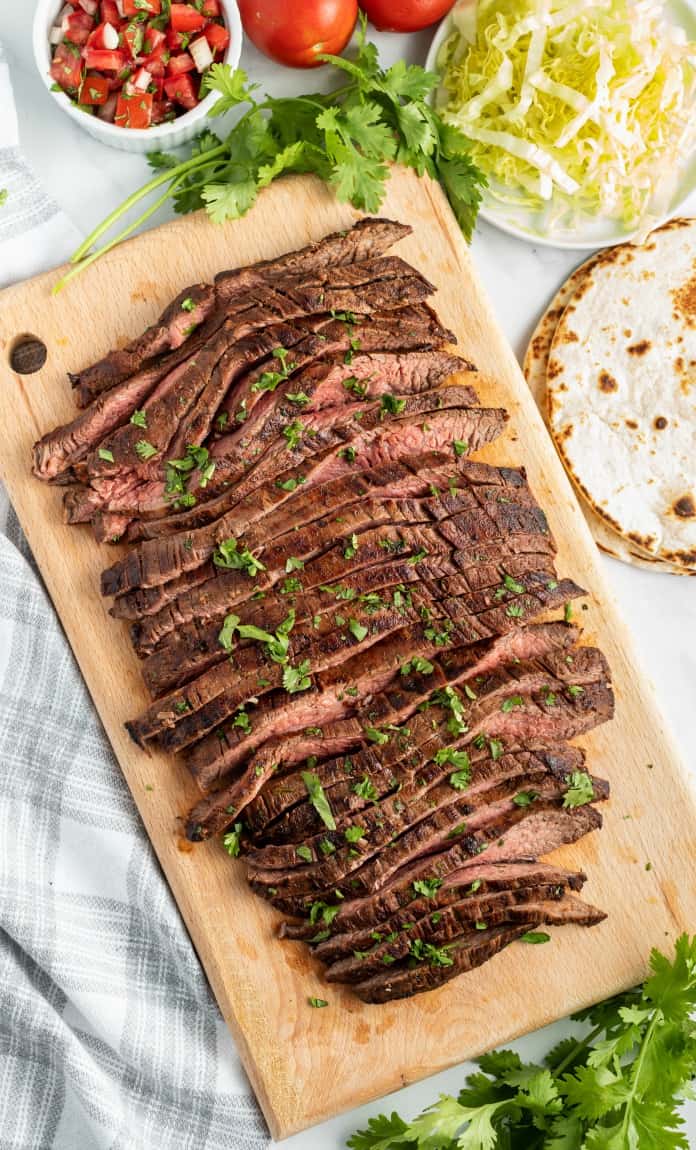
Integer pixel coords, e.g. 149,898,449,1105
214,217,412,300
272,807,602,923
298,859,585,951
129,564,562,748
182,578,586,792
246,747,591,873
69,283,215,407
128,349,468,543
324,888,604,983
112,525,556,624
185,623,580,840
247,781,609,904
260,802,605,918
142,548,558,697
352,897,606,1003
33,331,217,483
71,218,410,407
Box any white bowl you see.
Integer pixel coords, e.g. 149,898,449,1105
33,0,242,153
425,0,696,249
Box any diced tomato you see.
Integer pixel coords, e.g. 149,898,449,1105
123,0,160,14
142,25,166,54
121,20,145,56
65,11,94,45
204,22,229,53
50,42,83,91
79,73,110,104
163,71,199,109
82,47,128,69
170,4,206,33
100,0,120,23
115,89,154,127
106,67,132,90
166,51,195,75
166,26,188,50
201,0,221,14
144,54,166,77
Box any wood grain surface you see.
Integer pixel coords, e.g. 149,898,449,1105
0,171,693,1140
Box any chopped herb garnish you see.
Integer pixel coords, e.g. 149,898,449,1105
401,657,434,676
283,659,312,694
130,409,147,428
98,447,114,462
563,770,595,808
412,877,442,899
302,771,336,830
222,822,243,857
135,439,157,460
348,618,368,642
453,439,469,457
308,997,328,1008
296,844,313,862
520,931,551,944
352,775,379,802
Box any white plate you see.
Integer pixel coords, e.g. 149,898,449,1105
425,0,696,249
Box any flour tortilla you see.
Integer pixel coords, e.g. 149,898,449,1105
523,253,691,575
546,218,696,572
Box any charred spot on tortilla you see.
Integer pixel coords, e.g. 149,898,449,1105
547,357,562,380
625,419,638,430
598,371,618,392
627,340,651,356
654,416,668,430
672,274,696,325
673,495,695,519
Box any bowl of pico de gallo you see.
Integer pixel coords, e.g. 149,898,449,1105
34,0,242,152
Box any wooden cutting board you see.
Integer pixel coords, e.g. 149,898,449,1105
1,170,694,1140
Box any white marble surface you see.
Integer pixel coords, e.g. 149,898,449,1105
1,4,694,1145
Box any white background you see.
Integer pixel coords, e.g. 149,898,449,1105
1,3,694,1146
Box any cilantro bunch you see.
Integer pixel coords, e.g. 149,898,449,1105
58,16,485,290
349,934,696,1149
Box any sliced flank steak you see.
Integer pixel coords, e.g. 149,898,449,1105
31,214,615,1004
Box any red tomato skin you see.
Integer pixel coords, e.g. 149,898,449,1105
360,0,453,31
115,89,154,128
204,22,229,53
238,0,357,67
50,43,83,91
65,12,94,45
79,74,110,104
100,0,120,23
82,47,127,70
166,51,196,75
143,26,166,54
170,3,207,32
202,0,221,14
163,72,199,108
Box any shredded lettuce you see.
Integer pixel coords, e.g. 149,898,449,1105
436,0,696,236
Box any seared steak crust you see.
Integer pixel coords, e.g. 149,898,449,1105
31,217,615,1004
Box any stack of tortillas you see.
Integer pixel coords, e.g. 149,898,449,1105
524,217,696,576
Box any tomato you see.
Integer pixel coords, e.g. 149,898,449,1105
204,22,229,54
65,12,94,45
167,51,195,75
100,0,120,23
50,42,83,91
360,0,454,31
170,4,207,32
143,43,169,76
121,21,145,56
238,0,357,66
115,89,154,127
152,96,175,123
86,21,120,50
83,47,127,70
123,0,160,14
163,72,199,108
79,73,110,104
202,0,221,14
143,25,166,54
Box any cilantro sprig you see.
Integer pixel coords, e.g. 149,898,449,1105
348,934,696,1150
57,18,485,290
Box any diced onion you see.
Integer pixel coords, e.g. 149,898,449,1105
49,25,64,44
115,0,126,15
190,35,213,73
133,67,152,91
102,22,119,50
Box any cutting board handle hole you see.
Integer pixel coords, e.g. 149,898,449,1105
10,334,47,375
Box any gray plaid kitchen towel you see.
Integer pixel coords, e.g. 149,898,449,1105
0,41,269,1150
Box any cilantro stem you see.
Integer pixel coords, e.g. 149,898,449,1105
68,144,228,264
619,1008,660,1141
551,1023,604,1076
55,174,188,292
